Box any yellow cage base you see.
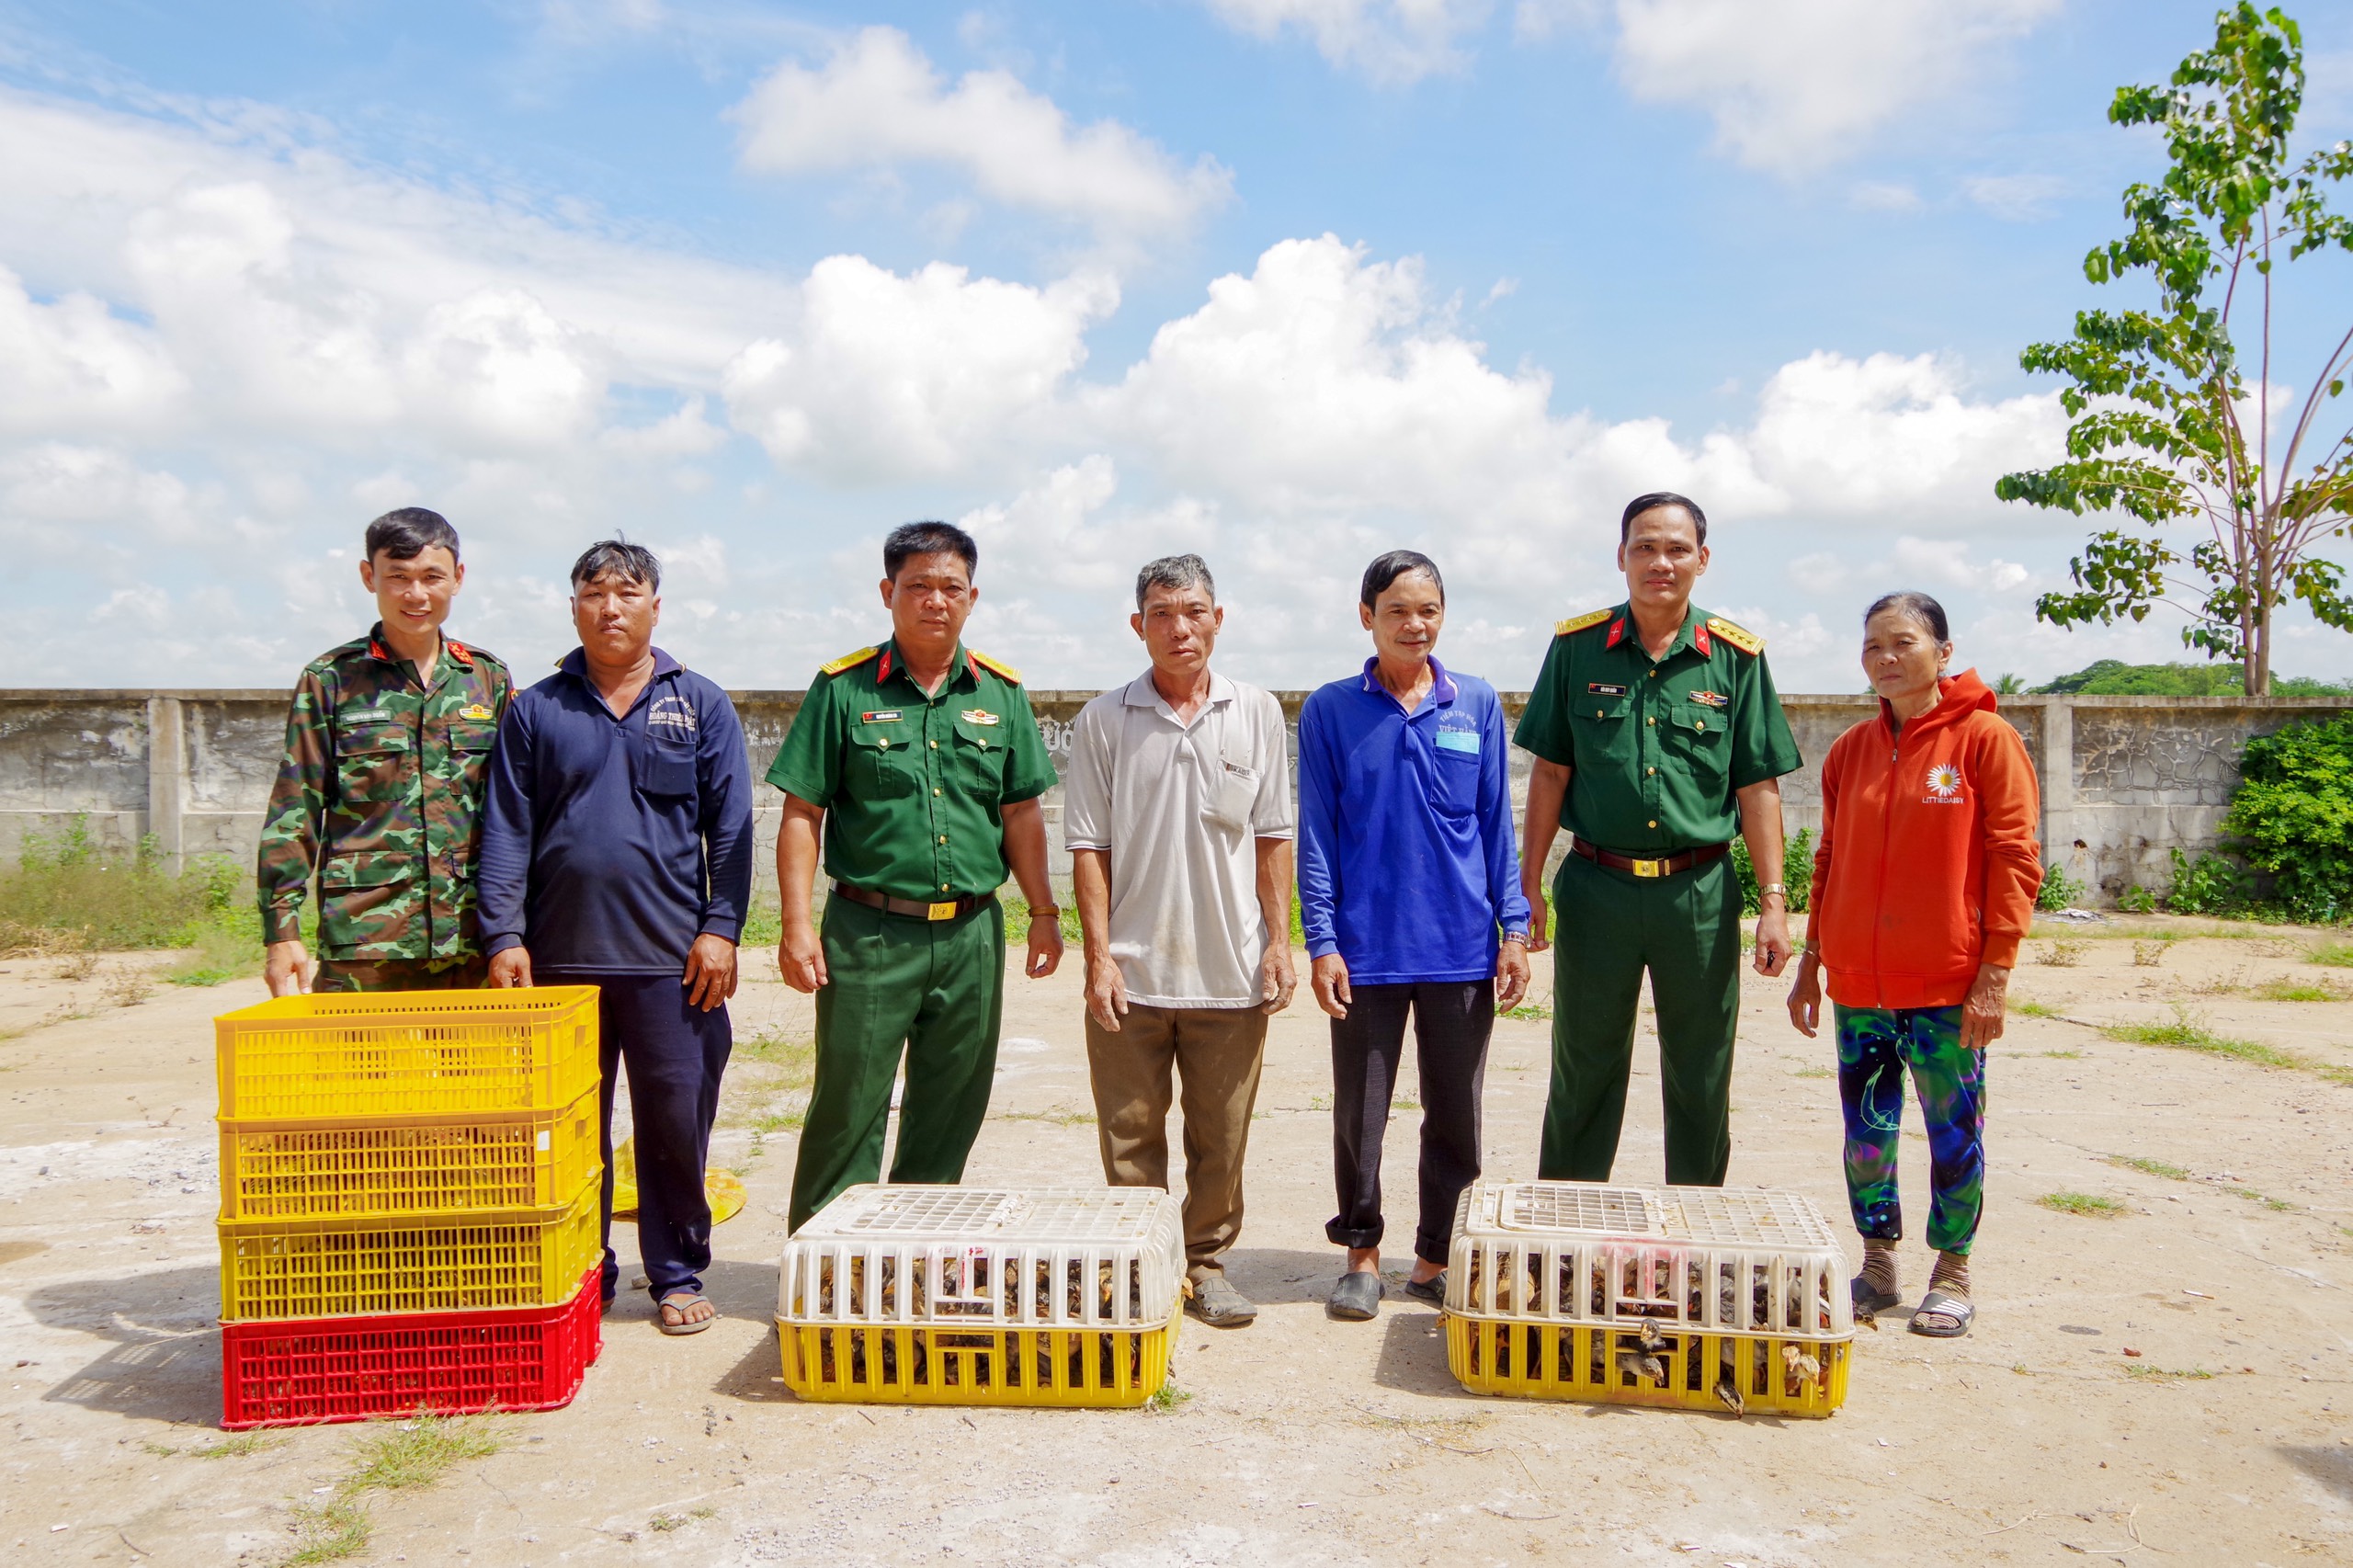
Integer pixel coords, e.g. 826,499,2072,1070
1446,1315,1850,1418
777,1317,1178,1409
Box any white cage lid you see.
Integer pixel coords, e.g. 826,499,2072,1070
1467,1181,1840,1250
791,1184,1178,1245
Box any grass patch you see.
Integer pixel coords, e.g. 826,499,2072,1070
1147,1382,1193,1413
651,1507,715,1532
735,1030,816,1088
996,1108,1096,1128
2011,998,2063,1018
282,1497,370,1565
1499,1000,1552,1021
2252,977,2348,1002
747,1109,805,1134
2131,939,2175,968
2108,1154,2191,1180
165,915,264,986
0,816,246,949
2042,1048,2083,1059
345,1415,502,1493
2100,1006,2310,1072
2039,1191,2129,1219
2122,1364,2216,1381
145,1432,280,1459
2223,1187,2297,1211
1790,1066,1834,1078
2036,939,2086,967
2308,940,2353,968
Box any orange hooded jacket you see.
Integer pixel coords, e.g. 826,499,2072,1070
1806,668,2042,1009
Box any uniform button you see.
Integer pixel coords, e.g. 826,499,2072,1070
1647,767,1655,776
933,788,942,796
1647,717,1655,726
1648,670,1656,678
938,835,948,844
929,739,938,749
941,882,950,892
1648,819,1657,828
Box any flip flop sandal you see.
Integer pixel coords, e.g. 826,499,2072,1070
1908,1288,1974,1338
1851,1275,1902,1326
658,1290,718,1336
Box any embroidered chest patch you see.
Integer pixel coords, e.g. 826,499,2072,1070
960,708,1002,727
459,704,494,721
1924,762,1965,802
1687,689,1729,709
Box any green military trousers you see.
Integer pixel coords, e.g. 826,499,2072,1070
788,893,1006,1232
1537,849,1741,1186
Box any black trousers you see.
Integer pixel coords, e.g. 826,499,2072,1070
1326,980,1493,1267
547,971,733,1303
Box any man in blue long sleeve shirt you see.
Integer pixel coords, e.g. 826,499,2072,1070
1299,551,1532,1322
480,540,755,1335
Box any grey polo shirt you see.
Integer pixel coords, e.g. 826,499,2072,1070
1062,670,1295,1008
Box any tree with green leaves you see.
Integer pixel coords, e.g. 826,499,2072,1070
1996,4,2353,695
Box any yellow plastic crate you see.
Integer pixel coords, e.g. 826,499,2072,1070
776,1185,1186,1408
779,1319,1178,1408
218,1090,602,1223
1446,1317,1850,1417
219,1187,601,1323
215,987,599,1120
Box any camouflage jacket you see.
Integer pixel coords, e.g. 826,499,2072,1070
256,626,513,961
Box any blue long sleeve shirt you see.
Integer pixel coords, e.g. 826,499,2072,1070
1297,657,1532,985
478,648,754,973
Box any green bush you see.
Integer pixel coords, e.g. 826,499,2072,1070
1730,827,1813,916
2163,847,2254,916
2036,864,2086,912
2221,712,2353,923
0,815,241,949
2117,884,2158,914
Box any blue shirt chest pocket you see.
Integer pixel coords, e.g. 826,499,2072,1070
1431,723,1482,813
633,733,698,799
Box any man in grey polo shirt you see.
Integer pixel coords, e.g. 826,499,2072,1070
1066,553,1297,1329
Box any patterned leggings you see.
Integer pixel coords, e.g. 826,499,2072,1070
1835,1004,1985,1256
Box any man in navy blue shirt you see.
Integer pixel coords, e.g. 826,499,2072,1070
479,540,755,1335
1299,551,1532,1322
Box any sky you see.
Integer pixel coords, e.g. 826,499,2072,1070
1,0,2349,693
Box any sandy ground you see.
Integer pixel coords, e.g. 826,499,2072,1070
3,916,2351,1566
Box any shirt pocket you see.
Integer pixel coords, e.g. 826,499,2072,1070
334,722,414,806
633,734,698,799
1576,694,1634,767
1432,745,1481,816
316,850,413,950
447,717,496,792
1203,760,1257,835
846,724,917,799
953,713,1009,793
1665,707,1730,793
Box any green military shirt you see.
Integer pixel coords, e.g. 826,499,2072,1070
256,625,513,961
1514,602,1801,853
766,639,1059,903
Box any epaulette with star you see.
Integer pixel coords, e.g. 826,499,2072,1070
1554,608,1612,637
1704,616,1764,655
819,645,881,676
968,649,1022,684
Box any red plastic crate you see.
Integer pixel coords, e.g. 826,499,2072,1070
220,1268,603,1430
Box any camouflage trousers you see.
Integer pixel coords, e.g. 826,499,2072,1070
313,954,490,994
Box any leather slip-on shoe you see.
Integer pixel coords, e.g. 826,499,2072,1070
1187,1273,1259,1328
1326,1270,1381,1321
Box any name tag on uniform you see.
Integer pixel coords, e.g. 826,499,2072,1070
860,710,903,724
960,708,1001,726
1688,690,1729,709
1434,728,1481,755
1586,683,1628,697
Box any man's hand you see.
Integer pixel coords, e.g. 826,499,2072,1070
1521,882,1552,954
684,934,739,1012
1311,953,1351,1019
1752,905,1792,977
1961,961,2009,1051
264,938,313,997
1494,938,1530,1013
1025,913,1063,979
488,949,533,990
1085,952,1130,1031
1785,952,1822,1039
777,920,826,994
1258,942,1297,1016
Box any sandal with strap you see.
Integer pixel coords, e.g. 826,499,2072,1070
1908,1288,1974,1338
658,1290,718,1336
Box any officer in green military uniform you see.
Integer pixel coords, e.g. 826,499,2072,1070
769,520,1064,1232
1515,492,1802,1186
257,508,512,995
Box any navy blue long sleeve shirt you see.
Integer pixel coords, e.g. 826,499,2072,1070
1297,657,1531,985
478,648,754,973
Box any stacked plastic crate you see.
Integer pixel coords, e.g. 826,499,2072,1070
777,1185,1185,1408
212,987,607,1429
1443,1179,1856,1417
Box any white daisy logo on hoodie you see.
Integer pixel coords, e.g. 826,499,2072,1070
1924,762,1964,802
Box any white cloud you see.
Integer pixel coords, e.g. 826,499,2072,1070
1849,181,1925,214
722,256,1116,483
1202,0,1494,85
1597,0,2060,174
0,266,185,435
1961,173,2070,222
730,27,1231,237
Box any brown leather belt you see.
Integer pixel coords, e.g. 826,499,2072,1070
832,881,992,922
1569,835,1732,880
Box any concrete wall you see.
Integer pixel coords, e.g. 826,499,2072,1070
3,687,2346,905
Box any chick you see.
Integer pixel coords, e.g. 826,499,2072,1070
1616,1350,1667,1386
1781,1342,1822,1395
1635,1318,1667,1354
1713,1375,1745,1417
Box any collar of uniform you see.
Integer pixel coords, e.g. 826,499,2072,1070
1122,668,1234,720
1357,655,1457,711
556,645,682,681
877,638,977,696
365,622,471,669
1610,602,1706,660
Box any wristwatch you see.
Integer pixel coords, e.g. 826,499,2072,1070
1029,904,1061,918
1759,882,1788,903
1502,930,1531,945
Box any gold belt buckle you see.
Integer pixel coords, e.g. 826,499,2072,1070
1630,857,1665,879
926,900,959,921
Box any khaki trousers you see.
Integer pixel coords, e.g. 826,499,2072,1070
1085,1003,1268,1279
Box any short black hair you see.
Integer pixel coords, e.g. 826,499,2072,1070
571,538,661,595
1135,553,1215,610
1619,492,1709,547
1864,590,1950,642
365,506,461,564
883,521,978,581
1359,550,1443,612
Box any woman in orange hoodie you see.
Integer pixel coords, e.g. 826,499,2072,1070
1785,592,2040,1339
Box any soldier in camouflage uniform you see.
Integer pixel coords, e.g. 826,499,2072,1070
257,507,512,994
